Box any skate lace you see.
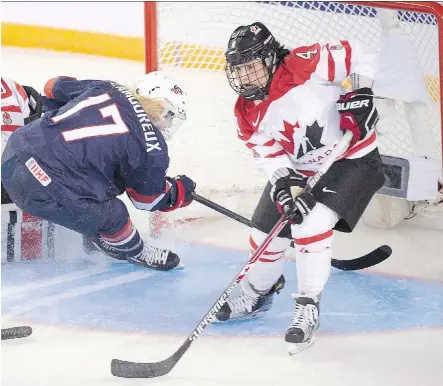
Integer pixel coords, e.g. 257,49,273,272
138,245,169,265
290,303,318,332
227,293,258,315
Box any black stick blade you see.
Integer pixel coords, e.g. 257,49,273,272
111,358,174,378
331,245,392,271
1,326,33,340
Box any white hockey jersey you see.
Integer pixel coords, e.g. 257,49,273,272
1,77,30,153
235,40,378,180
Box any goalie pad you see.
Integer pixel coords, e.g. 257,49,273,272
378,155,440,201
1,206,55,262
362,156,441,229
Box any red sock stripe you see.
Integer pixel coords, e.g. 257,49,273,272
101,218,134,243
258,256,284,263
294,230,333,245
249,236,285,256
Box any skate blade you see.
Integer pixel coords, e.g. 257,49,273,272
211,307,271,324
173,262,185,270
287,336,316,356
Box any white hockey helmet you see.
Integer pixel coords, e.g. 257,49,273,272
134,71,187,141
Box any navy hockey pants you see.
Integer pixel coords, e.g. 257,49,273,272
1,148,129,237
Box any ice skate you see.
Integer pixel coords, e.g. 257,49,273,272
84,235,183,271
83,235,126,260
212,275,285,323
127,243,183,271
285,293,321,355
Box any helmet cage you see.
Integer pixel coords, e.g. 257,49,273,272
151,97,186,141
225,35,279,100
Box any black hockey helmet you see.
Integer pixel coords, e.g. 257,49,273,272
225,22,284,100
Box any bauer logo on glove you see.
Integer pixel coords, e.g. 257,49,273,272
336,87,379,146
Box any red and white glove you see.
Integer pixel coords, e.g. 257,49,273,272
336,87,379,147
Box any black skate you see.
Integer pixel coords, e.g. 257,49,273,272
285,293,320,355
213,275,285,323
127,244,183,271
83,235,182,271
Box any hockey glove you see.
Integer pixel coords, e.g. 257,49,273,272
336,87,379,147
270,168,315,225
22,85,43,124
161,175,196,212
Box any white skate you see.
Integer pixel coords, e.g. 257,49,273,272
285,293,321,355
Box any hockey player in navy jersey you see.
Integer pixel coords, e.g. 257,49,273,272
2,72,195,271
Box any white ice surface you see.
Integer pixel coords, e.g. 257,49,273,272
2,318,443,386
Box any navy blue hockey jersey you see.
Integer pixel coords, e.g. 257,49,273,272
8,77,172,211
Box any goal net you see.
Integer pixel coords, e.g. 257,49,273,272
144,1,442,221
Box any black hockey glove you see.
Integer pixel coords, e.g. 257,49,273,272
161,175,196,212
270,168,316,225
336,87,379,147
23,85,43,124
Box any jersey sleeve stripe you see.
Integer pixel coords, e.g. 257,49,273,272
2,105,23,113
325,43,335,82
1,78,13,99
341,40,352,76
1,124,22,132
264,149,287,158
15,83,28,104
246,138,276,149
126,188,164,204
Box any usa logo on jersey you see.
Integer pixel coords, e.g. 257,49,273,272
171,85,183,95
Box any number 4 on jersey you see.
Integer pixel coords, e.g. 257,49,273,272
295,49,318,60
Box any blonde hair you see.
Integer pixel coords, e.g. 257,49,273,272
129,88,166,128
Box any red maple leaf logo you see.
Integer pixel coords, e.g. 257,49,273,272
278,120,299,154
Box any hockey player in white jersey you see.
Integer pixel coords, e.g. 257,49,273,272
1,77,41,159
2,77,42,204
213,22,385,354
1,77,45,261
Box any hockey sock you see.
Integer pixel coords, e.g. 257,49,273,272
246,228,290,292
100,219,144,259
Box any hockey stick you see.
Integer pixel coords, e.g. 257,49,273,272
1,326,33,340
192,194,392,271
111,132,353,379
111,215,287,378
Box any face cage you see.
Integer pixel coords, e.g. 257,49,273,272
226,56,275,100
158,100,186,141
